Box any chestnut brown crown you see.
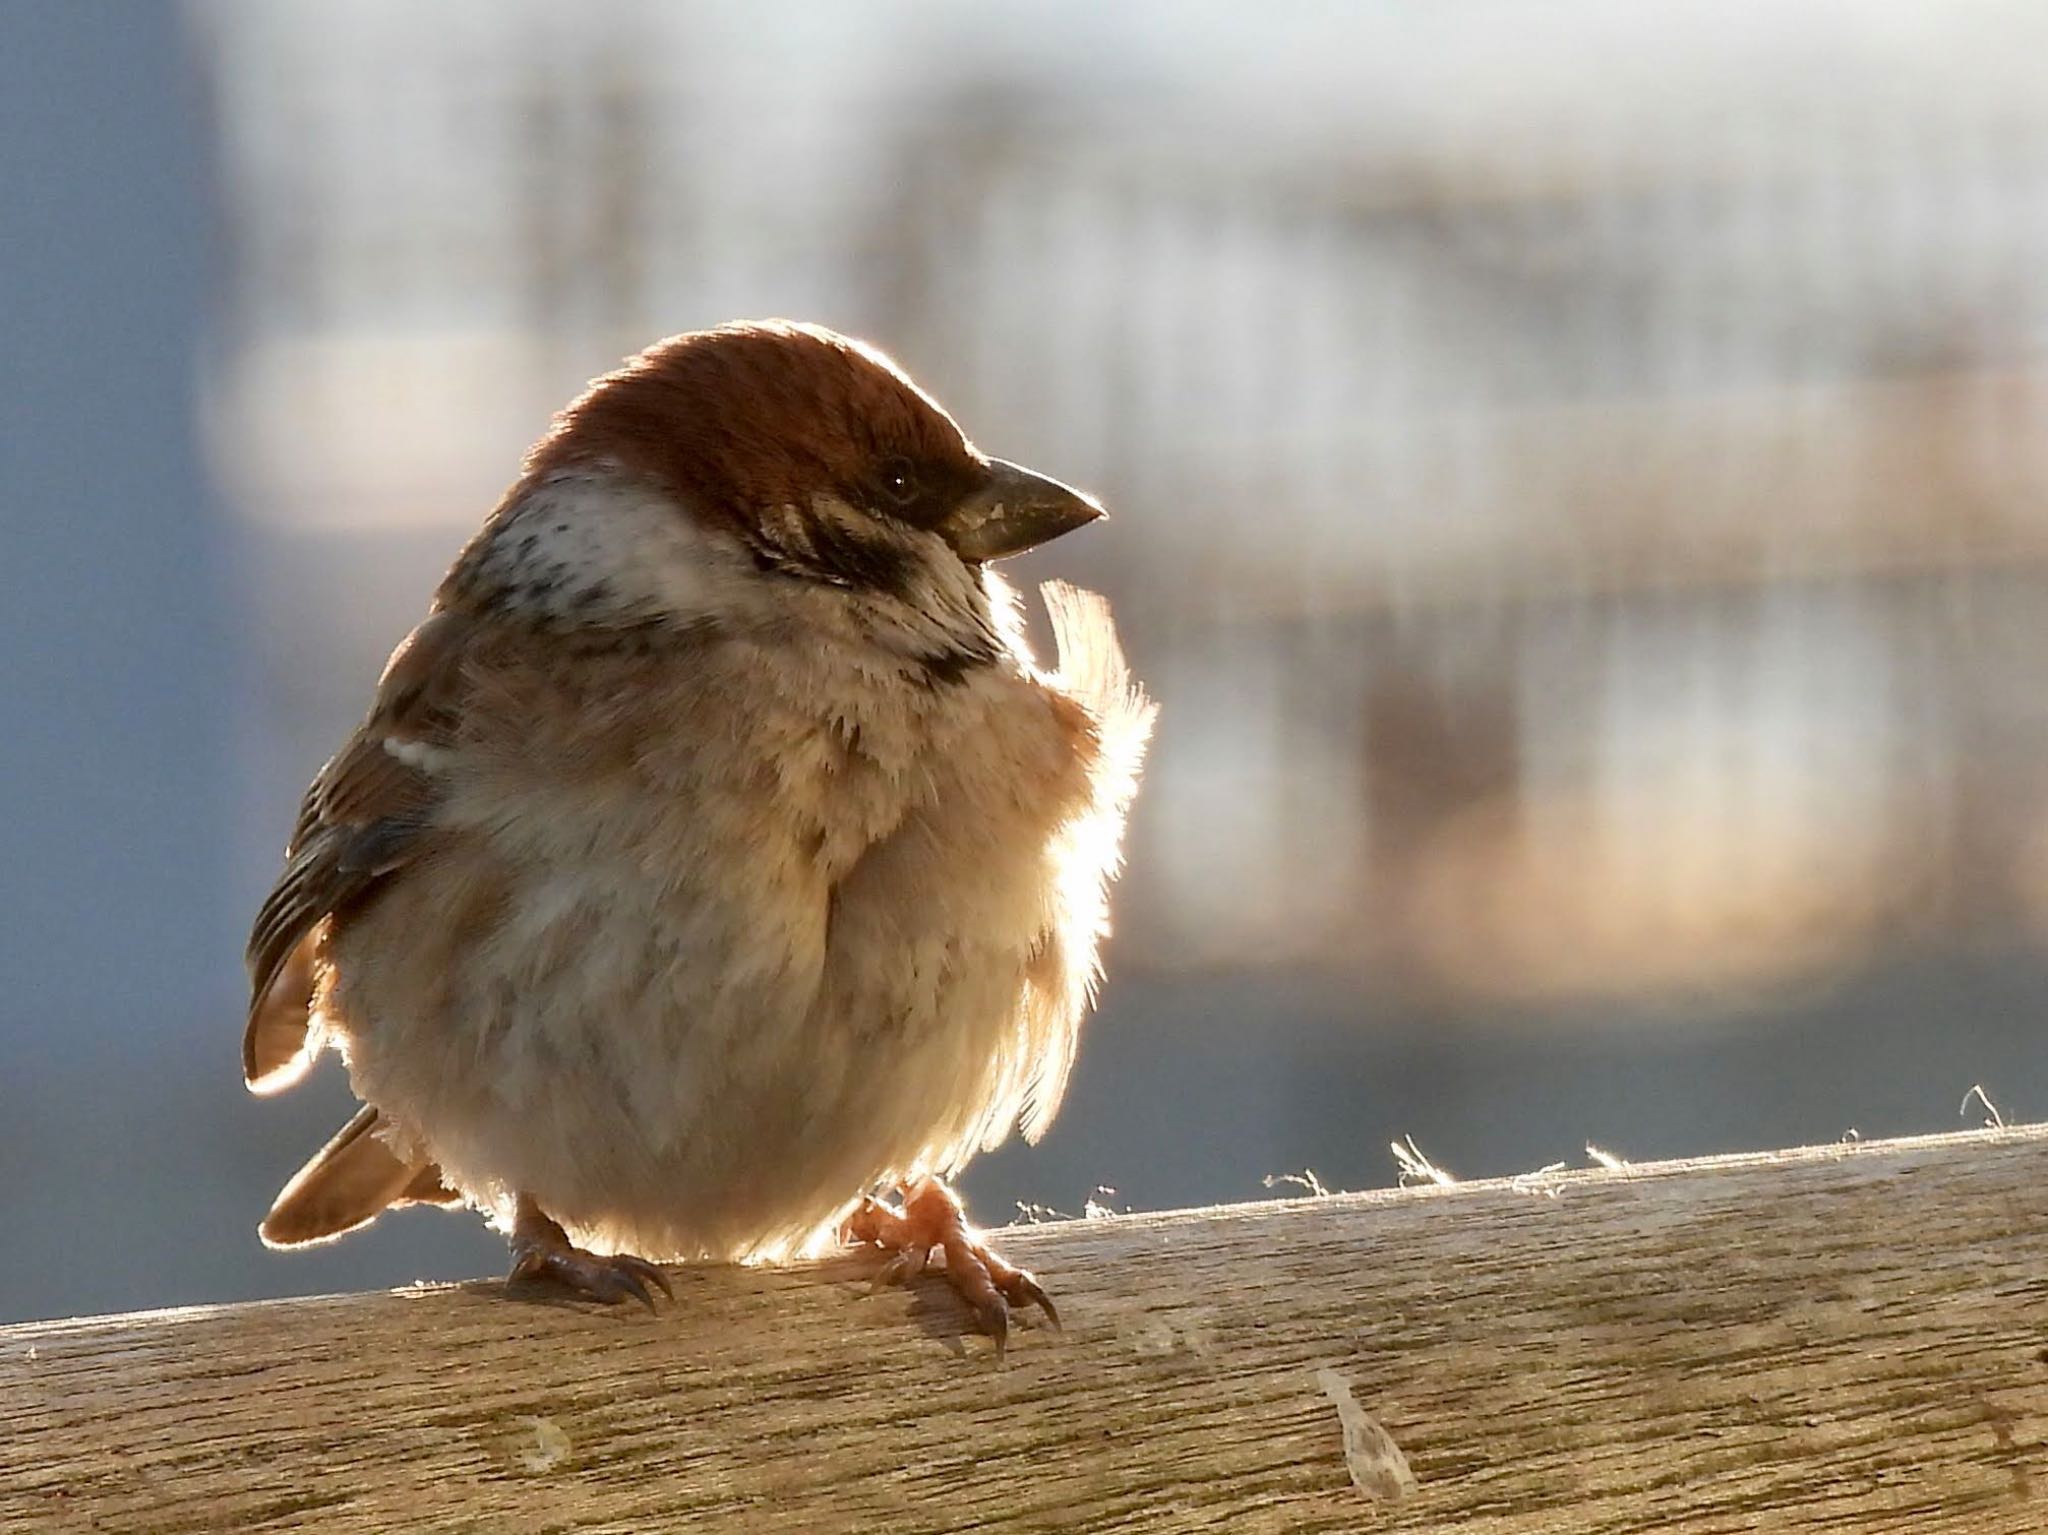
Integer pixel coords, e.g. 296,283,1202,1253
524,321,1104,582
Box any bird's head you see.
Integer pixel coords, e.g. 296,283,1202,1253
447,322,1104,675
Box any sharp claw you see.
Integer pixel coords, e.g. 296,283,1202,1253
842,1196,885,1248
978,1297,1010,1358
1017,1277,1060,1330
855,1181,1055,1355
509,1243,668,1310
616,1255,675,1302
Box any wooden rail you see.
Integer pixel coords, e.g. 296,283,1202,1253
6,1128,2046,1532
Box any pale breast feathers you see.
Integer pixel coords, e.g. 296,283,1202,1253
969,580,1157,1152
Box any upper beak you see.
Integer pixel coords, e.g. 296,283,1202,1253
938,458,1106,562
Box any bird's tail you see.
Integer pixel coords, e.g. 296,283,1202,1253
260,1104,460,1248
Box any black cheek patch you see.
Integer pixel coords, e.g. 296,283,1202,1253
802,519,922,601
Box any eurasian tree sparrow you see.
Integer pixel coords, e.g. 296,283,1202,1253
245,321,1153,1346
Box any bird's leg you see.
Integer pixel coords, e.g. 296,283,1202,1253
843,1177,1058,1354
506,1194,673,1310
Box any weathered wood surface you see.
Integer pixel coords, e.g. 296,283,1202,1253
5,1128,2047,1533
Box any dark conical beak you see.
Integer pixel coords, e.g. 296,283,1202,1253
939,458,1106,562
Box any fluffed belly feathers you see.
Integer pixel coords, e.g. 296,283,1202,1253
322,585,1151,1261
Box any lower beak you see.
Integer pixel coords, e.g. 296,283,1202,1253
939,458,1106,561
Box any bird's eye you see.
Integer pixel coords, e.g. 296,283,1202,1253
878,457,921,506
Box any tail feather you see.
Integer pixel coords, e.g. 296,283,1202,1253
260,1105,457,1247
397,1164,463,1206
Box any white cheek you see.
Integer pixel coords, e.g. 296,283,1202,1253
477,468,757,628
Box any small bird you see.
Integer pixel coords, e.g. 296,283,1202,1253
245,321,1153,1345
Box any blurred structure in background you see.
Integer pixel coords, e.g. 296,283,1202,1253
199,0,2048,1002
6,0,2048,1320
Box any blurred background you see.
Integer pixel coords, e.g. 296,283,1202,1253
5,0,2047,1323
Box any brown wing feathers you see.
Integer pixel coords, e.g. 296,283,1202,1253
245,612,474,1242
241,935,320,1092
241,612,470,1092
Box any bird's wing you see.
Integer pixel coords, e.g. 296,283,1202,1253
242,608,476,1093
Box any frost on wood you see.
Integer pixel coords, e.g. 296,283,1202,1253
1315,1366,1418,1503
1961,1084,2006,1129
1125,1307,1216,1361
1262,1169,1333,1197
1390,1135,1456,1188
515,1415,571,1473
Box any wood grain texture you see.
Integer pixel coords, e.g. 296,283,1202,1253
5,1128,2047,1533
